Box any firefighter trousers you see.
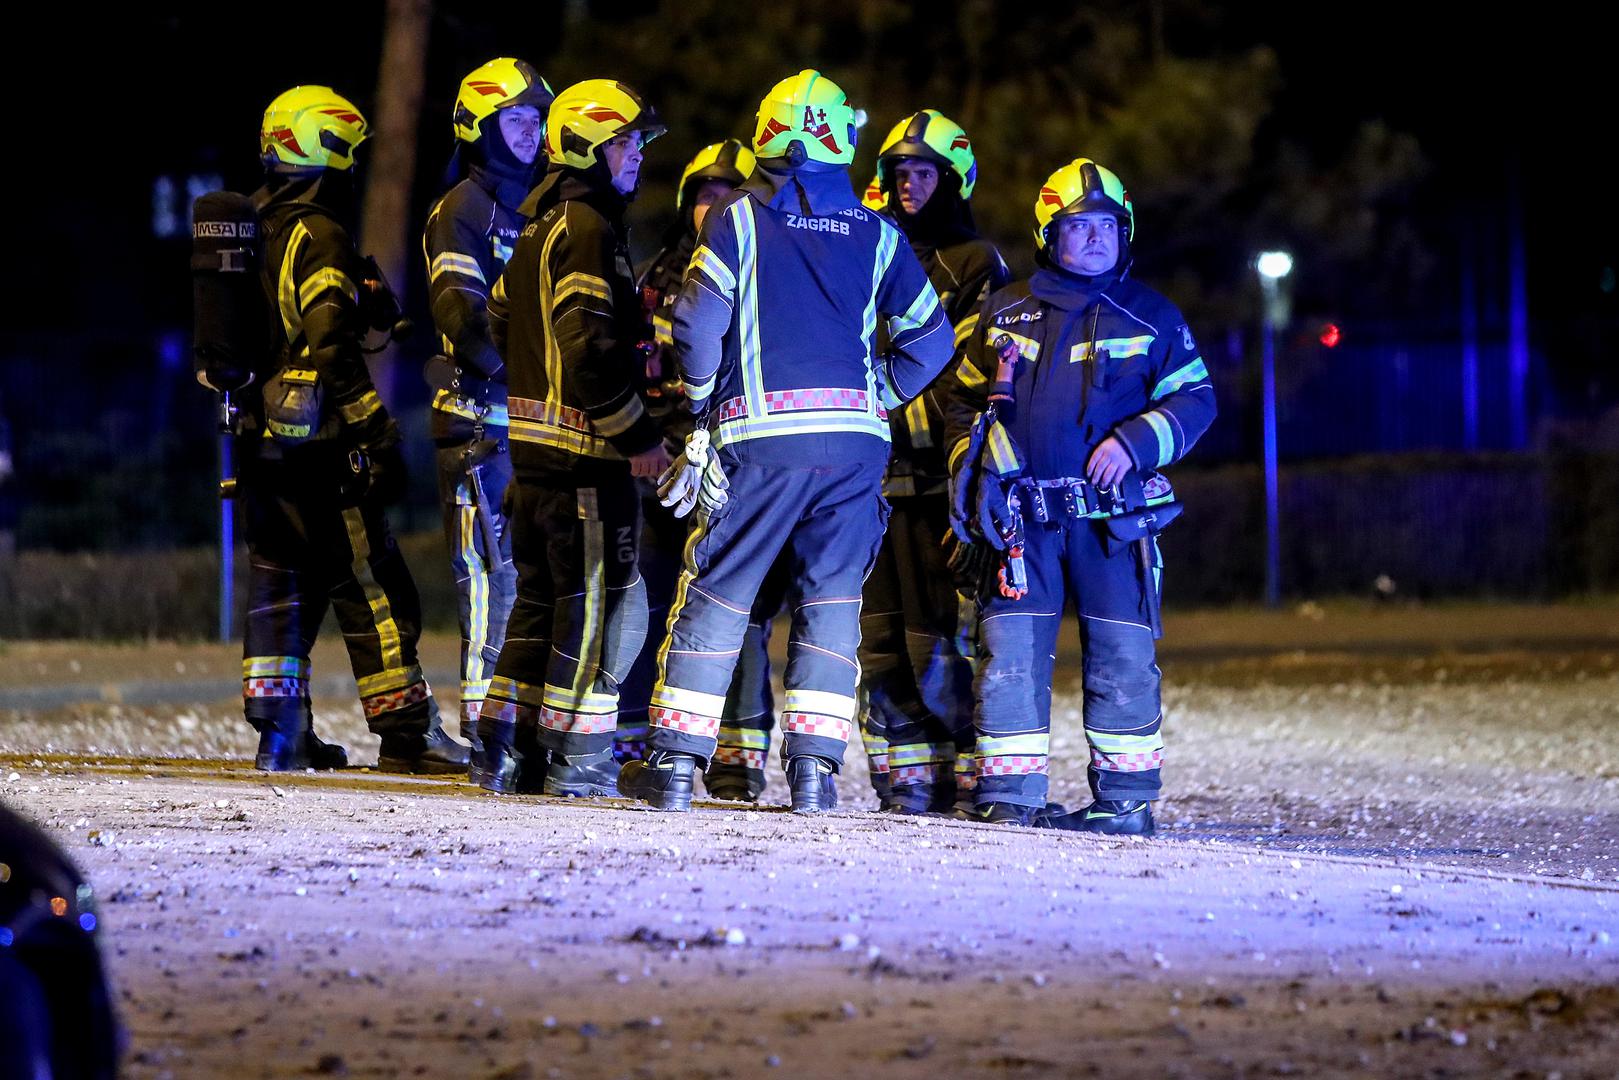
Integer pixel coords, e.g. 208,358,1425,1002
241,441,440,737
618,492,791,786
480,467,647,758
435,438,516,733
858,493,977,799
973,517,1165,808
648,456,888,769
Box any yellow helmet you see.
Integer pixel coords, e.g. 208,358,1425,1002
676,139,756,210
860,174,887,211
453,58,555,144
877,109,977,198
753,69,857,168
260,86,369,172
545,79,665,170
1033,158,1134,250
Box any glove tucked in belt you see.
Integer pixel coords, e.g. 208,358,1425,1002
657,430,729,518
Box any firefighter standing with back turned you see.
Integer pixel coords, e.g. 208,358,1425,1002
623,140,793,802
237,87,467,773
947,158,1216,833
619,69,956,814
422,59,554,778
858,110,1010,814
477,80,671,797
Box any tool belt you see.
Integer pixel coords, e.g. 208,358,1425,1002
424,354,504,410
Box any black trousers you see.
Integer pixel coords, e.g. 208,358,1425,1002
240,440,438,737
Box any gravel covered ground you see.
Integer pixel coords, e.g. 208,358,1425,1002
3,602,1618,1078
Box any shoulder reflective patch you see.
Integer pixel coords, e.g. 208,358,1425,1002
888,282,940,337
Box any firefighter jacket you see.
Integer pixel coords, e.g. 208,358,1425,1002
635,229,697,446
885,225,1009,497
671,167,955,467
946,262,1216,484
253,176,393,449
422,161,528,441
490,168,660,476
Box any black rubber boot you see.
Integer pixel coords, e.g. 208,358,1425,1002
476,721,547,794
870,769,893,810
787,756,838,815
884,781,956,816
545,748,621,798
254,726,349,772
703,764,764,803
1039,799,1156,836
973,801,1046,826
619,750,697,811
376,726,471,775
461,716,487,785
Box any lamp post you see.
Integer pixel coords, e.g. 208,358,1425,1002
1256,250,1293,608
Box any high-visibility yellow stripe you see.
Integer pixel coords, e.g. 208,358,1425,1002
688,245,736,295
977,733,1049,757
732,199,766,423
985,419,1023,476
298,267,359,312
277,221,311,344
568,486,605,710
1153,357,1209,399
653,311,674,347
339,391,383,425
342,509,403,673
953,312,980,348
715,726,770,750
538,213,569,405
888,742,953,767
902,396,932,448
553,272,612,309
1088,730,1164,753
489,674,545,707
1070,335,1155,363
592,395,645,437
650,684,729,717
887,282,940,337
459,503,492,687
430,251,486,284
430,389,509,425
991,328,1041,362
356,664,424,697
244,655,308,679
715,412,891,446
783,689,858,721
1142,409,1176,467
956,358,988,391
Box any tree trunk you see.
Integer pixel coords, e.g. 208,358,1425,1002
359,0,433,409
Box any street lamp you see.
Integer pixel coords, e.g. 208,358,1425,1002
1256,251,1292,609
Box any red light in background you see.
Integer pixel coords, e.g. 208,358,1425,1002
1319,323,1342,348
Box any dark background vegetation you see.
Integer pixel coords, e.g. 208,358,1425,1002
0,2,1615,631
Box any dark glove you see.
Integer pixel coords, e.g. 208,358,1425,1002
975,475,1014,551
363,441,408,505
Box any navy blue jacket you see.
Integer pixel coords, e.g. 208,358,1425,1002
947,265,1216,482
671,167,955,467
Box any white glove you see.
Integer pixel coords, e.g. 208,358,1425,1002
657,430,728,518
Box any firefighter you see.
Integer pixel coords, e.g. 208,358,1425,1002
422,59,553,776
619,69,956,814
946,158,1216,834
859,110,1010,815
623,140,791,802
241,86,467,774
477,80,670,796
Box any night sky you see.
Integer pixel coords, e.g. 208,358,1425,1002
6,3,1612,368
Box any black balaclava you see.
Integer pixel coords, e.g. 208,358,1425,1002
444,112,540,202
885,160,977,248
